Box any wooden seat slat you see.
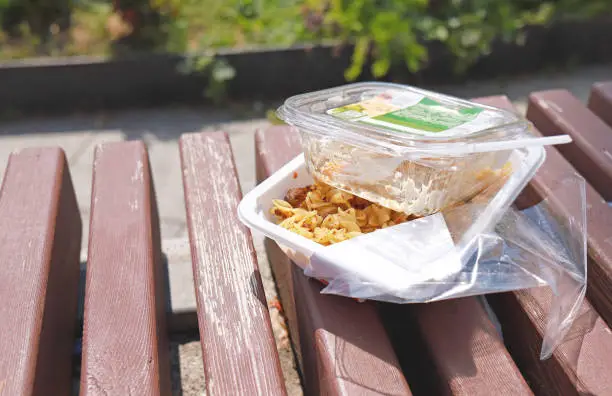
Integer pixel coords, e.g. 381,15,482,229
80,141,171,395
475,95,612,396
489,288,612,396
256,126,412,396
0,148,82,396
180,132,287,395
526,89,612,201
588,81,612,128
409,298,532,395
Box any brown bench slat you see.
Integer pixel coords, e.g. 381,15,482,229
526,89,612,201
490,287,612,396
180,132,287,395
80,141,171,395
256,126,412,396
475,95,612,395
588,81,612,127
409,298,532,395
0,148,81,396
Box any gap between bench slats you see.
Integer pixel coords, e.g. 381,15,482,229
179,131,287,396
80,141,171,395
0,148,82,396
475,95,612,396
588,81,612,128
256,126,412,396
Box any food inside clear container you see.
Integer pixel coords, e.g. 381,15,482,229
277,82,537,216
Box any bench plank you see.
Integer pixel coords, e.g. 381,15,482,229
475,95,612,396
490,287,612,396
256,126,412,396
180,132,287,395
527,89,612,201
409,298,532,395
0,148,81,396
588,81,612,127
80,141,171,395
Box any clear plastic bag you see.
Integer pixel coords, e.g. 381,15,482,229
305,175,586,359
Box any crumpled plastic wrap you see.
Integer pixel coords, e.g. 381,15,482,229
301,175,587,360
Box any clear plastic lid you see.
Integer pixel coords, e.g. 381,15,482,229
277,82,534,157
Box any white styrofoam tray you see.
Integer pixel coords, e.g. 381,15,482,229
238,147,545,294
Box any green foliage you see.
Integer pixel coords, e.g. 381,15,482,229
157,0,610,85
415,1,557,73
317,0,559,78
553,0,612,19
0,0,611,100
325,0,429,79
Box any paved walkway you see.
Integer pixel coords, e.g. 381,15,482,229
1,63,611,396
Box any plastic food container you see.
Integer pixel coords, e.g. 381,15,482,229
277,82,535,216
238,146,545,288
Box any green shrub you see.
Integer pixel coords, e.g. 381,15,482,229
155,0,611,86
0,0,611,92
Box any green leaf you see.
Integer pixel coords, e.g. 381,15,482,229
448,17,461,29
460,29,482,47
211,60,236,81
345,36,369,81
371,58,390,78
404,42,427,72
433,25,449,41
195,56,214,71
344,62,362,81
370,12,400,43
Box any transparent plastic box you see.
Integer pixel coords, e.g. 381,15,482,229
277,82,536,216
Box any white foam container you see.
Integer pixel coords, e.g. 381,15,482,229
238,147,545,288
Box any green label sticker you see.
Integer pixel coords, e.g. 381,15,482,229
367,98,483,133
327,93,485,136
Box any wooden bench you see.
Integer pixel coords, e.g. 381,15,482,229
1,82,612,395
